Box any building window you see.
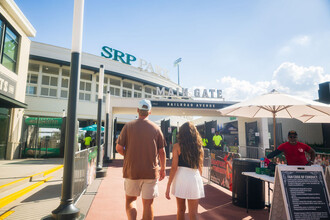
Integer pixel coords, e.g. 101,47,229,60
26,73,38,95
79,71,92,101
41,75,58,97
28,63,39,72
40,65,59,97
134,84,142,98
110,87,120,96
122,81,132,98
42,65,59,75
60,68,70,98
0,18,19,73
123,90,132,97
144,87,154,98
79,81,92,101
61,77,69,98
26,63,40,96
110,78,121,97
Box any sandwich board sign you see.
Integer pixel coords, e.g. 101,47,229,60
270,165,330,220
326,166,330,193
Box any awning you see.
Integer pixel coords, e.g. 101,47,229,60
0,94,27,108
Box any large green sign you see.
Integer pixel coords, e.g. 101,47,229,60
101,46,136,65
101,45,170,79
25,117,63,128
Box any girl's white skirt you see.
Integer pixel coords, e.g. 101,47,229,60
171,166,205,199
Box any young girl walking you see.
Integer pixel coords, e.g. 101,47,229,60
165,122,205,220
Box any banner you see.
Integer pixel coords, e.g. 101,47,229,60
210,150,240,191
25,117,63,128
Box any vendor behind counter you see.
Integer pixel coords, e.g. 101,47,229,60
266,130,315,166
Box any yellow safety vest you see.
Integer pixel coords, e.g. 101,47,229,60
202,138,208,147
213,135,222,146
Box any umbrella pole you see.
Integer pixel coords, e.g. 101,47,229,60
273,114,276,151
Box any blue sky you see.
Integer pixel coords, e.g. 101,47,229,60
15,0,330,101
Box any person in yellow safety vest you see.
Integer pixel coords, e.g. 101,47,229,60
201,133,208,147
84,133,92,148
213,131,223,151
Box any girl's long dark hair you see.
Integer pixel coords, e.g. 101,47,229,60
178,122,203,169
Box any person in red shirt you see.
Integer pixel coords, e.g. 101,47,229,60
267,130,315,165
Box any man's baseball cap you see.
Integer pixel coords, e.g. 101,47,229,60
288,130,297,136
138,99,152,111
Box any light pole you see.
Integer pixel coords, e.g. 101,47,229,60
103,90,112,163
96,65,106,178
174,58,182,85
52,0,84,219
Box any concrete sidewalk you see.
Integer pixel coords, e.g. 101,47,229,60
0,158,65,219
0,158,64,186
0,157,107,220
85,159,270,220
0,157,269,220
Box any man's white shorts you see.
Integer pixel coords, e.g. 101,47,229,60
124,179,159,199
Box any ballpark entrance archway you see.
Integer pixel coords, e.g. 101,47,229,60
107,97,236,159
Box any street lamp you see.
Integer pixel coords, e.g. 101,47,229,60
103,90,112,163
174,58,182,85
52,0,84,219
96,65,106,178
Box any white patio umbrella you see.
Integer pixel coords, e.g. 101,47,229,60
218,89,330,150
297,114,330,123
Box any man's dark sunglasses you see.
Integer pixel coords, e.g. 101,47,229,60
289,135,297,138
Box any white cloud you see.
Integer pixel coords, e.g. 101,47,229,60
277,35,311,56
278,46,292,56
272,62,330,99
219,62,330,101
220,77,271,101
292,35,311,46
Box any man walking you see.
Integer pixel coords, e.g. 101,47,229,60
116,99,166,220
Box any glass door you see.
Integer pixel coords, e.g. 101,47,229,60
0,108,10,159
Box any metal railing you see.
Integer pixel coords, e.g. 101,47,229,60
73,146,97,202
202,148,211,184
246,146,259,158
238,146,259,159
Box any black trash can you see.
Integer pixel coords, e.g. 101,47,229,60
232,158,265,209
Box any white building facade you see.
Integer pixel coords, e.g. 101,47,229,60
23,42,238,159
25,41,184,121
0,0,36,159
